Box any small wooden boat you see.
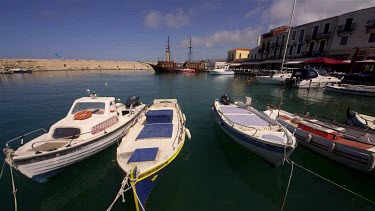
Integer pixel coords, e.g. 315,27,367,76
212,95,297,166
117,99,190,211
325,84,375,97
3,94,147,183
264,107,375,173
347,108,375,130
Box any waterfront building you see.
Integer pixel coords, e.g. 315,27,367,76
227,48,251,62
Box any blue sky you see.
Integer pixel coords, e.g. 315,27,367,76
0,0,373,62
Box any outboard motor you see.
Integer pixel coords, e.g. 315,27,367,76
220,94,230,105
126,96,140,108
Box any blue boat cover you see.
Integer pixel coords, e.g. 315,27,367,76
146,110,173,124
226,114,269,127
220,106,251,114
128,147,159,163
262,135,285,143
136,124,173,139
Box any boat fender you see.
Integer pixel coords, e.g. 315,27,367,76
183,114,187,122
185,128,191,140
369,153,375,170
329,142,336,152
306,133,312,143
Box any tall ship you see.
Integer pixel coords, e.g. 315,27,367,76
149,37,205,73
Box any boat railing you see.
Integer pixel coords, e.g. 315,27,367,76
30,131,93,153
5,128,48,150
217,109,258,136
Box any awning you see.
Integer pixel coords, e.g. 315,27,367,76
356,59,375,63
303,57,347,64
260,59,284,64
285,58,313,64
228,63,242,66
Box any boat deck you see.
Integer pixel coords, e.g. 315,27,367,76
220,106,270,127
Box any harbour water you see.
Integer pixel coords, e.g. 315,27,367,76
0,70,374,211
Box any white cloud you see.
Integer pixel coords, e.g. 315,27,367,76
262,0,374,27
180,27,264,48
245,6,263,18
165,9,190,28
144,9,190,28
144,10,162,28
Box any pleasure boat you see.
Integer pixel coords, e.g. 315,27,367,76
3,94,147,183
116,99,190,211
255,72,292,85
284,68,341,89
209,65,234,75
176,68,195,74
325,84,375,97
263,107,375,172
212,95,296,166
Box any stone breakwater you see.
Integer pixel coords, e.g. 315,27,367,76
0,59,154,71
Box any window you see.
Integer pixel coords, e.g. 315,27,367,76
369,33,375,43
298,28,305,42
323,23,330,34
312,25,319,38
291,31,297,40
345,18,353,30
239,53,242,58
288,45,294,55
254,54,257,60
319,40,326,52
340,36,348,45
296,44,302,54
276,36,280,43
71,102,105,115
53,128,81,139
282,34,285,42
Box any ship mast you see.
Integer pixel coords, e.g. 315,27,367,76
166,36,171,62
188,37,192,62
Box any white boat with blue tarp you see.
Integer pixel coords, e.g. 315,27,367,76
3,94,147,183
212,94,297,166
116,99,190,211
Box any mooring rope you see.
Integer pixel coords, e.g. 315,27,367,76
10,163,18,211
282,158,375,209
0,160,5,182
281,160,294,211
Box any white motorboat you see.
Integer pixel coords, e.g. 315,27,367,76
325,84,375,97
209,65,234,75
284,68,341,89
116,99,190,210
212,95,297,166
347,108,375,130
255,73,292,85
3,94,147,183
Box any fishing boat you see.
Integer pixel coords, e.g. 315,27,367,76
209,65,234,75
176,67,195,74
3,94,147,183
255,73,292,85
116,99,190,210
263,107,375,172
284,68,341,89
325,84,375,97
12,68,25,73
347,108,375,130
212,95,297,166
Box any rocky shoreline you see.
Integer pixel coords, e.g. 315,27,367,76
0,59,154,72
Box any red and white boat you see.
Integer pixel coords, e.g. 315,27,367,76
263,107,375,173
176,68,195,74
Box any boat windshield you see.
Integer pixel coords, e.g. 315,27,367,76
53,128,81,139
71,102,105,115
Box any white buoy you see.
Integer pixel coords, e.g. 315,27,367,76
185,128,191,140
105,82,108,86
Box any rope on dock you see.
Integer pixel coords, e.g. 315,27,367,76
282,158,375,210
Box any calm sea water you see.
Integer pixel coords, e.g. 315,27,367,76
0,70,374,211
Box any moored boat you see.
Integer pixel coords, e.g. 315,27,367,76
325,84,375,97
255,72,292,85
209,65,234,75
3,94,147,183
176,67,195,73
347,108,375,130
212,95,297,166
284,68,341,89
263,107,375,173
116,99,190,210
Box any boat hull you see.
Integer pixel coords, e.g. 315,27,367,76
209,71,234,75
149,64,176,73
325,85,375,97
276,118,375,172
213,108,293,166
10,109,146,183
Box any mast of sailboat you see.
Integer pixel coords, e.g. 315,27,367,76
188,37,192,62
166,36,171,62
280,0,296,72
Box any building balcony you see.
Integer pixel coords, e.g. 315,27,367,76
337,23,356,33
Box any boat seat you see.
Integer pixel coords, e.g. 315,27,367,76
226,114,269,127
220,106,251,114
262,134,285,143
128,147,159,163
136,123,173,140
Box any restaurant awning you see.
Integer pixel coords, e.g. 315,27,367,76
356,59,375,63
284,58,314,64
303,57,347,64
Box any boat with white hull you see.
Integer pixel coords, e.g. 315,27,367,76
263,108,375,173
212,95,296,166
347,109,375,130
210,65,234,75
116,99,190,210
284,68,341,89
3,94,147,183
255,73,292,85
325,84,375,97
